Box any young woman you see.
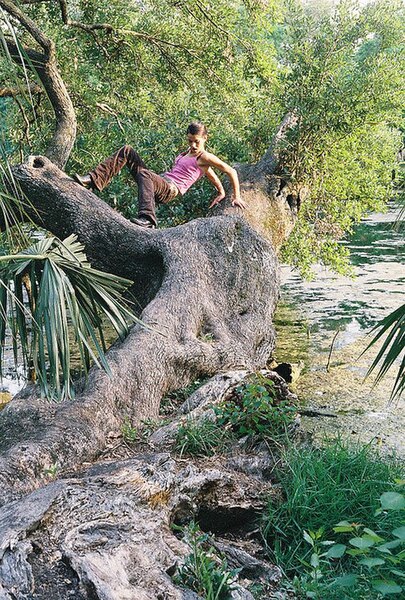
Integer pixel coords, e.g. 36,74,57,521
73,122,246,228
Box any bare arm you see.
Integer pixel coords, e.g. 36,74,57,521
205,167,226,208
198,152,246,209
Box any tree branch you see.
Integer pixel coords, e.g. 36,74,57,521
0,82,42,97
0,0,54,55
5,40,76,168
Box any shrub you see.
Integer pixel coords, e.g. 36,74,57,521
214,374,297,440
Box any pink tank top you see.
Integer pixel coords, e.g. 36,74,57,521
163,152,204,195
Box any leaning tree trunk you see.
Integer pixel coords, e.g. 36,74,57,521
0,134,302,506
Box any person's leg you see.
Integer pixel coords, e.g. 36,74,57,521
89,145,147,191
135,171,178,226
135,168,158,226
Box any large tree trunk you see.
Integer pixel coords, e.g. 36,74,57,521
0,149,301,506
0,3,304,597
0,117,303,600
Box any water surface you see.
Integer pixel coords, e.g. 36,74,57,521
275,205,404,456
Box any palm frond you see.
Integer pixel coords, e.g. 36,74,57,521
362,303,405,400
0,235,138,400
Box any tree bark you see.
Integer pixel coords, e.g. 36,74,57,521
0,148,301,506
0,371,290,600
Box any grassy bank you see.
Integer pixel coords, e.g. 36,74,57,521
262,440,404,599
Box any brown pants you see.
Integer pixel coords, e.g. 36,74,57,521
89,145,178,226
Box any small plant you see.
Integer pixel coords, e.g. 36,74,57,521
215,374,297,440
174,417,231,457
172,521,239,599
262,439,404,572
295,486,405,598
43,462,59,478
122,417,138,444
122,417,163,445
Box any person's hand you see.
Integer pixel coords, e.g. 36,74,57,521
209,192,226,208
232,196,246,209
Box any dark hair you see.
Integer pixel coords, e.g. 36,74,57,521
187,121,208,137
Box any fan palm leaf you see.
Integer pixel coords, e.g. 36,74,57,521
362,303,405,400
0,234,138,400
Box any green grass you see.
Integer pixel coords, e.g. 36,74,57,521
174,417,233,457
262,439,404,574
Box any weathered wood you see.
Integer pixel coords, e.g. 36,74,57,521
0,371,292,599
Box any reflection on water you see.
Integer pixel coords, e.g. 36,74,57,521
276,205,404,356
275,204,404,456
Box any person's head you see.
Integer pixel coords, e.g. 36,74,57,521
186,122,208,154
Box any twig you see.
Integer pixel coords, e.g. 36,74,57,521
95,102,125,134
326,328,341,372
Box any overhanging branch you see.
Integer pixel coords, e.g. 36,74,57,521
0,0,54,55
3,34,76,168
0,82,42,97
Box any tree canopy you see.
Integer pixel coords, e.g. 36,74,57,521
1,0,403,274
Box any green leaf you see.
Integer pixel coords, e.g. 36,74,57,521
377,541,402,553
363,303,405,400
347,548,370,557
326,544,347,559
332,574,358,588
310,553,320,568
380,492,405,511
392,527,405,541
363,528,385,542
358,557,386,568
303,530,314,546
390,570,405,579
371,580,403,595
333,525,355,533
349,537,375,549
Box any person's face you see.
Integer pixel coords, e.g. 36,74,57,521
187,133,207,154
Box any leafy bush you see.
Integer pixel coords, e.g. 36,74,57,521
174,374,297,457
214,374,297,440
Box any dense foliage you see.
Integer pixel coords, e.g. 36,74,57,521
1,0,403,272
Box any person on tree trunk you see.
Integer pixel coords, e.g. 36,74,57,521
73,122,246,228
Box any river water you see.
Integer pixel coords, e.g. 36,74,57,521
274,204,404,456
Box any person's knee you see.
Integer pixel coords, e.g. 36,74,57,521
138,168,152,179
121,144,134,155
